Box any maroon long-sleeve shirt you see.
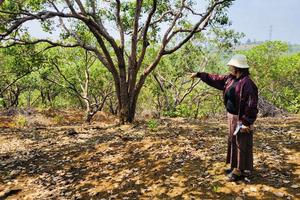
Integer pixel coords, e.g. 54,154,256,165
197,72,258,126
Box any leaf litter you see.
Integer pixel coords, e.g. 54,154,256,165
0,114,299,199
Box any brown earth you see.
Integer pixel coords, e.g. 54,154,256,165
0,112,299,200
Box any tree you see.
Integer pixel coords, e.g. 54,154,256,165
0,0,234,123
42,47,114,123
0,44,44,108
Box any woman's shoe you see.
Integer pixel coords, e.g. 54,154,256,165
227,171,244,182
242,170,252,177
225,168,233,174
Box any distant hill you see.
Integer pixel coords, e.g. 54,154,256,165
288,44,300,54
233,41,300,54
233,43,259,51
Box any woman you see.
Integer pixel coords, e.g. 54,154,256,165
191,54,258,181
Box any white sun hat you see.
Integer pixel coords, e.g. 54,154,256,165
227,54,249,69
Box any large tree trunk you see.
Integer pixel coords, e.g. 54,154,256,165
127,96,138,123
118,84,139,124
118,97,134,123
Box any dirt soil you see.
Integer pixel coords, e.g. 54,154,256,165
0,113,299,200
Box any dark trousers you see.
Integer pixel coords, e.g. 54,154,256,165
226,113,253,171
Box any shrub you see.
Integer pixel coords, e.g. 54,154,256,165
147,119,159,131
15,115,28,127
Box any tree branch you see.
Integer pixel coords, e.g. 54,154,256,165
177,79,201,105
162,0,186,44
52,61,89,102
0,38,81,49
0,10,75,40
127,0,146,103
163,0,225,55
64,0,77,15
90,0,96,15
0,71,31,95
74,0,87,15
134,0,186,94
115,0,125,49
183,5,204,16
129,0,143,71
137,0,157,69
148,10,174,27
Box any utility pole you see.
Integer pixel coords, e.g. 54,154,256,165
269,25,273,41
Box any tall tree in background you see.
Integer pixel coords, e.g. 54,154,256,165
0,0,234,123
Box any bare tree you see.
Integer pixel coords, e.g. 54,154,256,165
153,71,201,112
0,0,234,123
43,50,113,123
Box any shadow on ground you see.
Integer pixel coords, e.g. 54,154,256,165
0,115,299,199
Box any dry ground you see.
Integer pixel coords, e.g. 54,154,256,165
0,111,299,200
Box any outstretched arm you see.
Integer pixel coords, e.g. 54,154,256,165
193,72,229,90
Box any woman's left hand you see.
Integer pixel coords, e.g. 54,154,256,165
240,126,251,133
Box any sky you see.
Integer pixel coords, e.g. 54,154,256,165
227,0,300,44
27,0,300,44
